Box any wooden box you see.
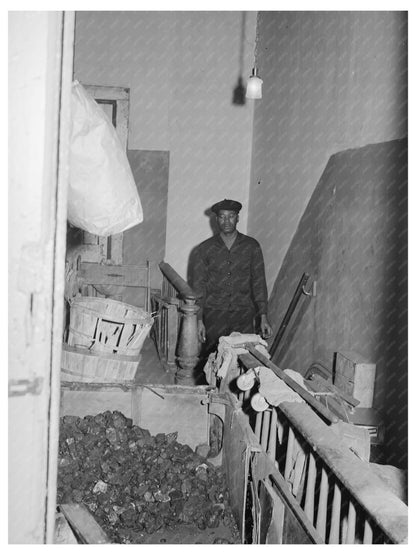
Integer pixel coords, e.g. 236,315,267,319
334,351,376,408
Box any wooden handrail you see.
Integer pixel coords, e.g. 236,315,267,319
278,402,408,544
159,261,199,301
155,261,200,385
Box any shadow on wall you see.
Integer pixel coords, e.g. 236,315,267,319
267,138,408,469
186,206,219,284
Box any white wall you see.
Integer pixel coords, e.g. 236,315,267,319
74,11,257,278
248,11,408,293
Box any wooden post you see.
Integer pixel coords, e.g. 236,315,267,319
176,298,200,385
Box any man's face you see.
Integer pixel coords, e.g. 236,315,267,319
217,209,239,234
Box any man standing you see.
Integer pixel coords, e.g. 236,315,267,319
189,199,272,355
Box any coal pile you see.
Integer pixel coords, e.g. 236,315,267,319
57,411,237,544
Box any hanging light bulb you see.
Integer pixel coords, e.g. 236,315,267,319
246,66,263,99
246,12,263,100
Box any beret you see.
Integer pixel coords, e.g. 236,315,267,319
211,199,242,215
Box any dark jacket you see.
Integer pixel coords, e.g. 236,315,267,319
189,232,268,319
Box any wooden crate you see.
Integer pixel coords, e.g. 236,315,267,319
61,344,141,383
334,351,376,408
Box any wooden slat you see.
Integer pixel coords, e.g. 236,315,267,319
316,466,329,540
346,500,357,544
329,483,341,544
268,409,278,461
291,442,306,499
80,262,149,287
268,472,325,544
284,427,295,481
166,304,178,363
363,519,373,544
59,504,109,544
254,412,262,440
305,452,317,520
261,410,271,450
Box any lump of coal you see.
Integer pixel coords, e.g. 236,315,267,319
57,410,238,544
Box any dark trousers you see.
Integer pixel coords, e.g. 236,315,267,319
202,306,255,355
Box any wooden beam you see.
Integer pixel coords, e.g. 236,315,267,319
79,262,149,287
59,504,109,544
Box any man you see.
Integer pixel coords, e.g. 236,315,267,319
189,198,272,355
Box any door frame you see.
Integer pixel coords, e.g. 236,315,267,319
45,11,76,543
8,11,75,543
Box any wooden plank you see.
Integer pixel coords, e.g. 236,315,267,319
268,470,324,543
80,262,149,287
307,375,359,407
239,352,263,369
59,503,109,544
334,351,376,408
54,512,78,544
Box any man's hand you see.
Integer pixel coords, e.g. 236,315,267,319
260,314,273,340
197,320,206,343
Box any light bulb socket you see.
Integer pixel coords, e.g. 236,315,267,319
246,69,263,99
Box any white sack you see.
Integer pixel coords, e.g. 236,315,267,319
68,81,143,236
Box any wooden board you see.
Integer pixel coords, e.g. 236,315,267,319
59,503,109,544
54,512,78,544
138,386,210,450
80,262,149,287
335,351,376,408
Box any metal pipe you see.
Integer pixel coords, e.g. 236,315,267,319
270,272,310,357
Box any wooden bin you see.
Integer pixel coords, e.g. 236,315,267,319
67,296,153,357
61,344,141,383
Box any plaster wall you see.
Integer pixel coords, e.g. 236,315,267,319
267,139,407,467
74,11,257,279
249,11,407,293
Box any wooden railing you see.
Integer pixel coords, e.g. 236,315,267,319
227,350,408,544
252,402,407,544
151,262,200,385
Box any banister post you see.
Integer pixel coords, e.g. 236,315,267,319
176,297,200,385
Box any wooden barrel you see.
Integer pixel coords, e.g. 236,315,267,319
67,296,153,357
